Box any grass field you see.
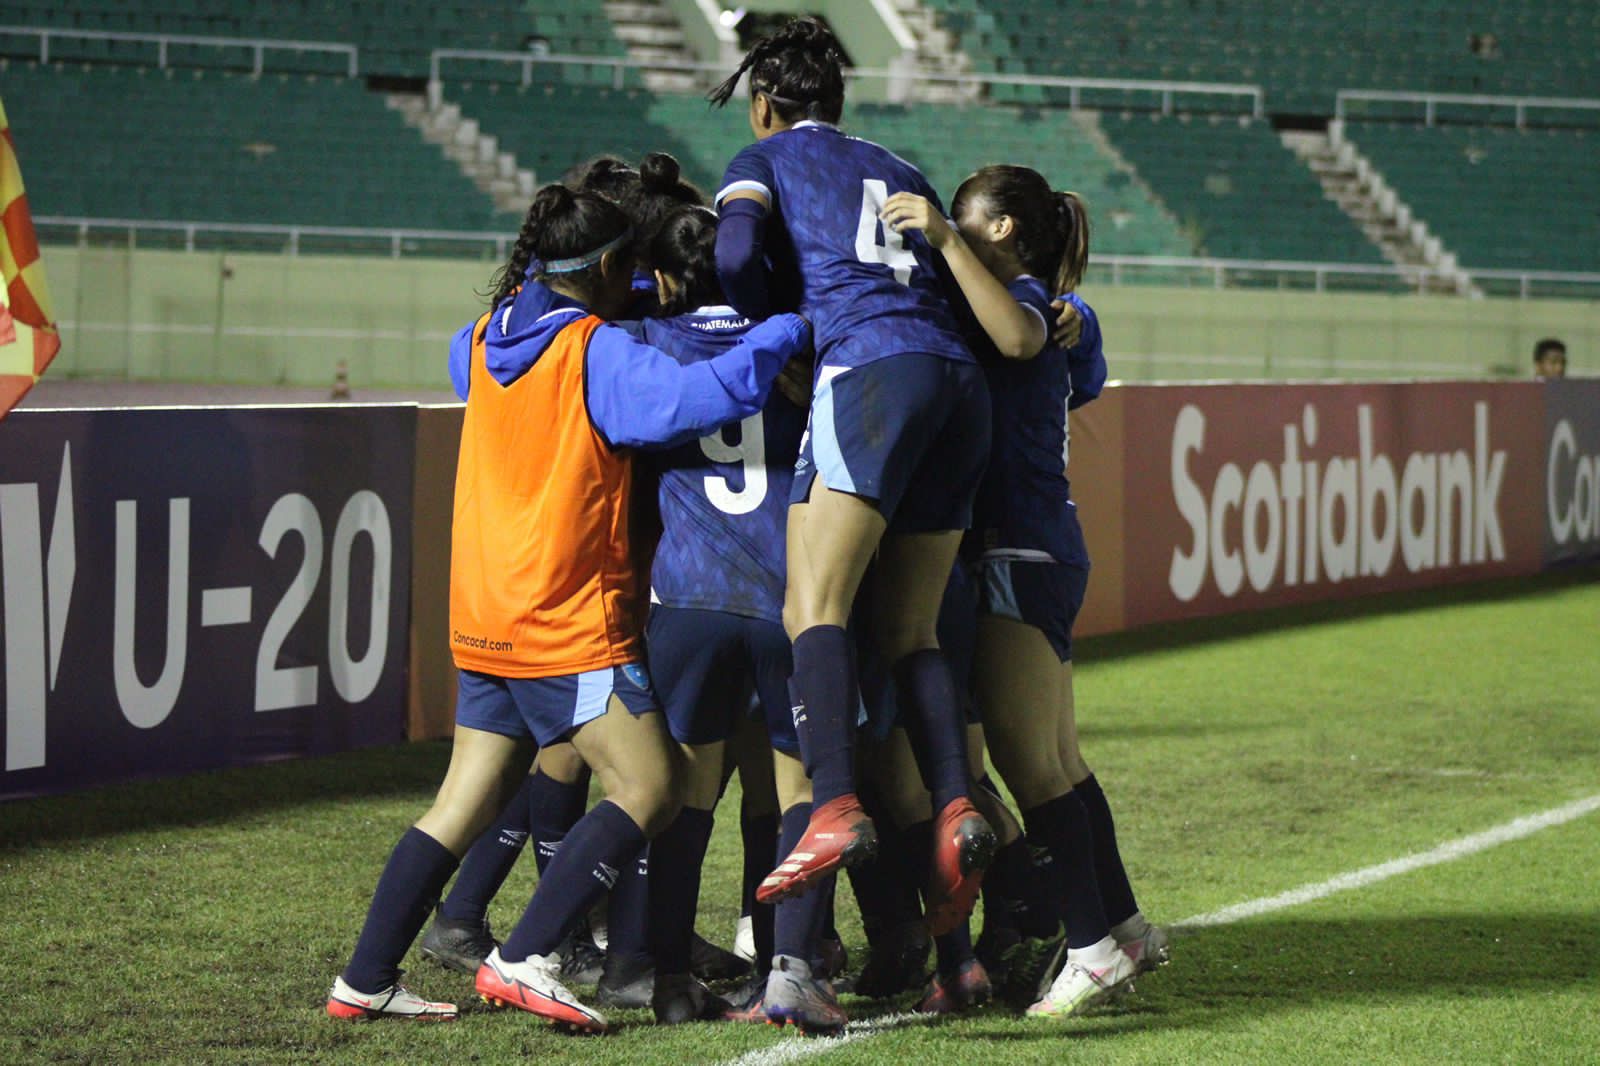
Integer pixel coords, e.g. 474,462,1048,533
2,568,1597,1065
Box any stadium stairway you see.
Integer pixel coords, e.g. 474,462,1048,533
1098,111,1389,266
1281,125,1475,295
602,0,701,93
1343,121,1600,280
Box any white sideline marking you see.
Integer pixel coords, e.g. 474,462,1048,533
717,792,1600,1066
1177,791,1600,928
721,1013,925,1066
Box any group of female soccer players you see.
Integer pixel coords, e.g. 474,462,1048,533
324,17,1167,1035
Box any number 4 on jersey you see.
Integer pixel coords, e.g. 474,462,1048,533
855,179,916,286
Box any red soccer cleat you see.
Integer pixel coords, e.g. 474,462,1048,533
755,794,878,903
925,798,997,937
914,958,993,1015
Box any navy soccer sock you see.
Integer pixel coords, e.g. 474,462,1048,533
979,836,1029,939
846,798,922,944
342,827,460,993
934,922,975,979
1075,774,1140,927
773,803,830,960
740,806,780,919
791,627,858,807
1023,793,1110,950
603,846,652,978
438,776,537,925
528,768,591,877
891,650,970,813
500,800,647,962
647,806,716,976
742,803,780,969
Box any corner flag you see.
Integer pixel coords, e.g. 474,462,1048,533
0,95,61,419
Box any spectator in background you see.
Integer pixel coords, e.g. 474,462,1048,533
1534,338,1568,379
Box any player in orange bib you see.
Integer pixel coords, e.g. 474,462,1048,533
326,184,810,1032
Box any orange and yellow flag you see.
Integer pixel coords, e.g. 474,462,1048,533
0,95,60,419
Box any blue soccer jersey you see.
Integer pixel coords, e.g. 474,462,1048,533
717,121,974,371
972,281,1108,567
623,306,806,623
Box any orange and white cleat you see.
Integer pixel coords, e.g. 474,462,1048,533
756,794,878,904
924,798,997,937
475,948,609,1033
325,975,458,1021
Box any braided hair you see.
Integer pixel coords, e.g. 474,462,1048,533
487,183,632,309
708,16,845,125
952,165,1091,297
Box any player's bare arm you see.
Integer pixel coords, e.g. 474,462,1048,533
880,191,1046,361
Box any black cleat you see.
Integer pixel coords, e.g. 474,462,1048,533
596,952,655,1009
652,972,732,1025
691,932,752,983
558,920,607,987
418,906,498,975
842,920,930,999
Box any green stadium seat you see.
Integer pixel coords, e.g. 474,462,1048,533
1347,122,1600,274
919,0,1600,115
1100,113,1385,265
456,87,1192,260
0,0,632,79
4,62,507,233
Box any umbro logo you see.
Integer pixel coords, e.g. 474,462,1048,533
594,861,620,889
537,840,562,858
498,829,530,847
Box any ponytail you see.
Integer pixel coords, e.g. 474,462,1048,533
953,165,1092,298
1051,191,1090,296
488,196,544,310
708,16,845,125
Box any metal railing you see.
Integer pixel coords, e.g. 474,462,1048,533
428,48,1266,116
1093,255,1448,293
35,216,508,260
1335,88,1600,128
1467,267,1600,300
36,217,1600,298
0,25,359,77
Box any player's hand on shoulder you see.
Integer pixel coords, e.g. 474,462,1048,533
1050,299,1083,349
879,192,955,249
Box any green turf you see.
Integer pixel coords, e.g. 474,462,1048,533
1,568,1596,1065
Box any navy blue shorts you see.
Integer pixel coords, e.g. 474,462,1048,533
646,605,800,755
455,663,659,747
792,353,990,534
856,559,982,743
974,557,1088,663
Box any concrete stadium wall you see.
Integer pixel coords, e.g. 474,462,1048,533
39,243,1600,391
